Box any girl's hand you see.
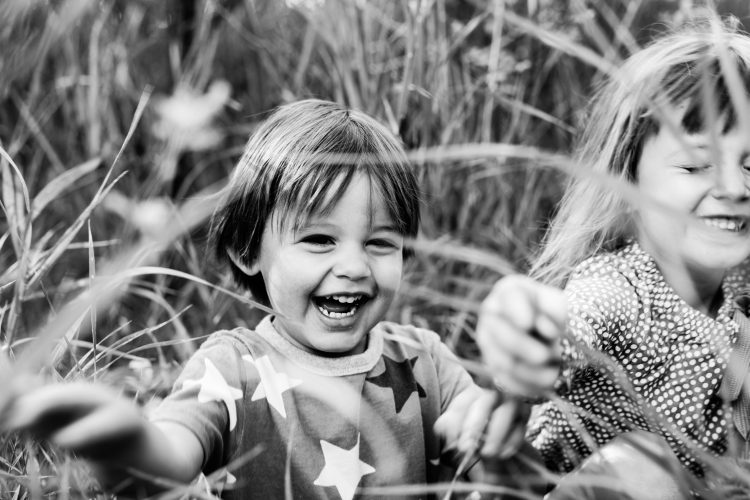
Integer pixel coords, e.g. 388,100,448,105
477,275,566,399
2,382,145,461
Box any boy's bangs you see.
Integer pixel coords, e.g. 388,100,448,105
273,162,357,233
364,163,419,238
359,152,420,239
272,156,418,238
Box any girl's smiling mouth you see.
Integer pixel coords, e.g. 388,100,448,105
313,294,370,319
700,216,748,232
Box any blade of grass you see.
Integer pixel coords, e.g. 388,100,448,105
87,220,97,378
31,158,101,220
482,0,505,143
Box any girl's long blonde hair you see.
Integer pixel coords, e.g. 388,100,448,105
530,19,750,288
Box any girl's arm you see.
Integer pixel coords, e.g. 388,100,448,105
4,382,204,489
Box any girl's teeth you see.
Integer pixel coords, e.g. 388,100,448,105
703,218,745,231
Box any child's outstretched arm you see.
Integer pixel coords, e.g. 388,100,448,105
477,274,566,399
3,382,204,491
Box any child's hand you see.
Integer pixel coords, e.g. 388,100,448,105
2,382,145,460
3,381,205,489
477,275,566,399
435,388,527,463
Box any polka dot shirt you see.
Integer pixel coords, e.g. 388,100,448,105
527,242,750,475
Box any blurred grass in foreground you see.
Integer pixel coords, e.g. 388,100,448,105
2,0,750,498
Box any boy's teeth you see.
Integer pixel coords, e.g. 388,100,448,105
315,294,365,319
327,295,361,303
318,306,358,319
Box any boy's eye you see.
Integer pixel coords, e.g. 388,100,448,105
300,234,334,246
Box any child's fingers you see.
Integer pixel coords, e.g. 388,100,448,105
434,386,483,448
4,383,122,437
456,390,498,455
529,282,567,343
478,311,554,368
51,399,143,458
478,275,565,397
480,275,566,343
478,277,564,366
505,363,561,396
480,400,528,460
477,316,560,396
481,276,566,330
0,375,41,423
535,312,565,348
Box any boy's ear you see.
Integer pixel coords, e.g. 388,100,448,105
227,249,260,276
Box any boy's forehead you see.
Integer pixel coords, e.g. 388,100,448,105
306,187,393,222
277,175,397,229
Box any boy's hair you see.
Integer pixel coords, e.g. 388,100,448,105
209,99,421,305
531,18,750,287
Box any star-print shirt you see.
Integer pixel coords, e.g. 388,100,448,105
149,316,475,499
527,242,749,476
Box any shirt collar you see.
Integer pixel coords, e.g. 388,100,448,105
254,315,384,376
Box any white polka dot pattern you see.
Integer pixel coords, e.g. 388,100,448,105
527,242,749,475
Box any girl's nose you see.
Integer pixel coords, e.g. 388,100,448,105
713,165,750,201
332,245,372,280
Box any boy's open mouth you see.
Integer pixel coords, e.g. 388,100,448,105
313,294,368,319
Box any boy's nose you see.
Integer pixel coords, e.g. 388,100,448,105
713,165,750,201
332,245,372,280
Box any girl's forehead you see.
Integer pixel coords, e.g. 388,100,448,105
654,96,748,136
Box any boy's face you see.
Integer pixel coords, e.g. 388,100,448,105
252,173,404,356
635,108,750,292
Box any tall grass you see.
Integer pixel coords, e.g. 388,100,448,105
1,0,750,498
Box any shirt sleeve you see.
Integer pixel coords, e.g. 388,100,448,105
148,335,246,472
562,261,640,371
414,327,476,413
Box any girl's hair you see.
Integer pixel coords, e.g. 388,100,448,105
531,19,750,287
209,99,421,304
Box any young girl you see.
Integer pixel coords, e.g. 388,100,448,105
480,19,750,490
4,99,563,498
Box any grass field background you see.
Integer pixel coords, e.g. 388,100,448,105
2,0,750,498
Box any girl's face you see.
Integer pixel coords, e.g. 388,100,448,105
635,111,750,290
252,173,404,356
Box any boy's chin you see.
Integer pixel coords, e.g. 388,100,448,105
309,336,368,357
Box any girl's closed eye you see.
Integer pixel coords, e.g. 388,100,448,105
299,233,335,248
676,163,711,173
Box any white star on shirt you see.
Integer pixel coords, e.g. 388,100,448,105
182,358,243,430
194,473,212,495
243,354,302,418
313,435,375,500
